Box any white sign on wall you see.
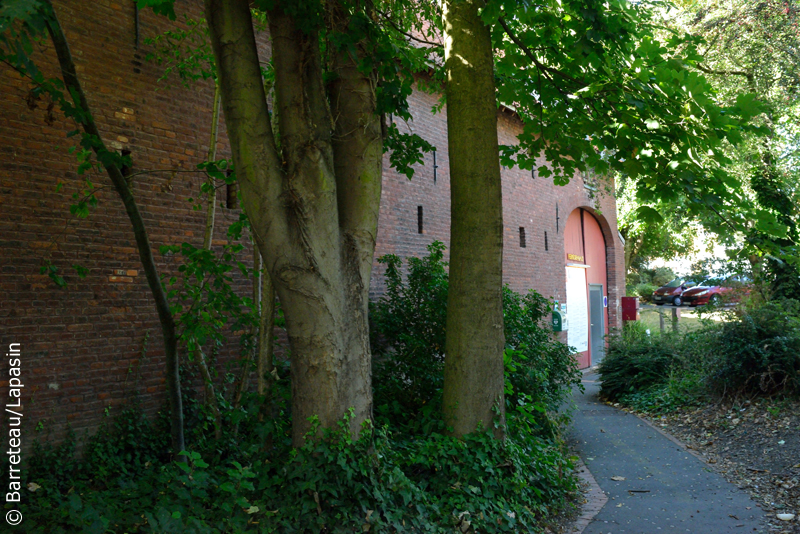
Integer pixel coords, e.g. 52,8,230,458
566,267,589,353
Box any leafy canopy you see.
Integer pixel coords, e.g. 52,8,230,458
483,0,767,232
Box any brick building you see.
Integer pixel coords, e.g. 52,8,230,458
373,87,625,370
0,1,623,444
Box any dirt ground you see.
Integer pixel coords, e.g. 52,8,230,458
630,398,800,533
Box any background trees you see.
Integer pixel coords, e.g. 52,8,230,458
616,0,800,287
617,173,699,286
673,0,800,296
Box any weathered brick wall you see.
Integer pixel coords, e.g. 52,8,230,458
0,0,624,449
0,0,256,446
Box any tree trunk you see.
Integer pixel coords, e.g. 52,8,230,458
326,0,383,439
257,255,276,420
44,0,185,455
441,0,506,439
205,0,379,445
623,232,642,283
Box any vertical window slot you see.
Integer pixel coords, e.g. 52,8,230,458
433,148,438,184
226,180,239,209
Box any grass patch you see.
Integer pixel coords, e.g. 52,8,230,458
637,307,710,334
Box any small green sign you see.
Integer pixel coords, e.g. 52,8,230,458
552,309,564,332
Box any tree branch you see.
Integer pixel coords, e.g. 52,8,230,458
497,16,581,88
43,0,185,457
377,10,443,49
694,62,753,80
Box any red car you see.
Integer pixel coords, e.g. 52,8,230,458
681,276,751,307
651,278,698,306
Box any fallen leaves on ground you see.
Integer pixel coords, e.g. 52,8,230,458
625,398,800,533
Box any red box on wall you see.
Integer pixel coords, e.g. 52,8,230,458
621,296,639,322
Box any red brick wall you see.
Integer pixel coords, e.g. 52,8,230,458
0,0,256,446
0,1,624,449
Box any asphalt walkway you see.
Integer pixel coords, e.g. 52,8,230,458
568,372,765,533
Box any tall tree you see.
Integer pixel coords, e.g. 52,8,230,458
441,0,505,438
203,0,377,444
438,0,765,436
481,0,767,238
201,0,434,444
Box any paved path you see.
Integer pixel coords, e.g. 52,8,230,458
568,372,765,533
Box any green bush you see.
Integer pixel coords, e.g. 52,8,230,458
502,287,581,414
370,241,449,427
707,300,800,395
15,409,576,533
371,241,581,434
598,321,680,402
600,300,800,413
626,267,675,296
651,267,676,288
633,282,658,302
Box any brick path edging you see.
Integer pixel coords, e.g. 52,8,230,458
569,457,608,533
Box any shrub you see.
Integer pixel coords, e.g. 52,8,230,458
370,241,449,427
16,410,577,533
371,241,581,435
600,300,800,412
598,321,679,401
651,267,676,288
502,287,581,414
633,282,658,302
707,299,800,396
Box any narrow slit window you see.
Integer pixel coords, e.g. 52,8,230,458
544,231,548,251
417,206,423,234
519,227,526,248
432,148,438,184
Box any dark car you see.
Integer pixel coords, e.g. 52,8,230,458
681,275,751,307
652,278,698,306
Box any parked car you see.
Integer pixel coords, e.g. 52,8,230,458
681,275,751,307
652,278,698,306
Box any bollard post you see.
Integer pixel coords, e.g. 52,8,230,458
659,311,665,333
672,307,680,333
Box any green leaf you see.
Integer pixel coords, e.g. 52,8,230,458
635,206,663,224
136,0,176,20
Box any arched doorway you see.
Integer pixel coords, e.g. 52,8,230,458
564,208,608,368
